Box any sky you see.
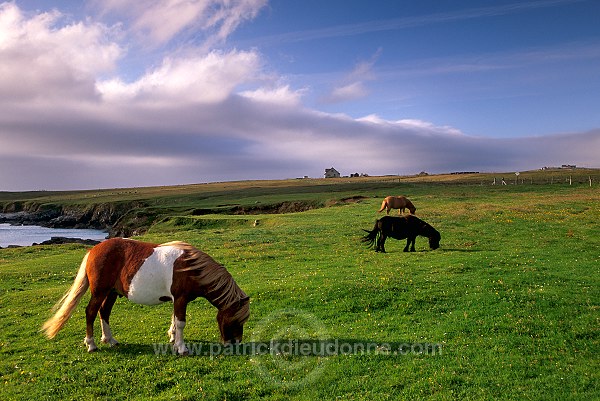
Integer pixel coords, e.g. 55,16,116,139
1,0,599,191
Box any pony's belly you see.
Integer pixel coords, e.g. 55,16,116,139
127,246,183,305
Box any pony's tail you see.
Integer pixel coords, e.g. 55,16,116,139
361,220,380,248
42,252,90,339
377,200,387,213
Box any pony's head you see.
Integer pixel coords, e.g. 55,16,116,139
217,296,250,344
428,229,441,250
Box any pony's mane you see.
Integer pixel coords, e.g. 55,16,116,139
421,221,440,239
159,241,248,312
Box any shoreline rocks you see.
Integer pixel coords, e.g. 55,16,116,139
0,236,103,249
34,237,103,246
0,200,149,237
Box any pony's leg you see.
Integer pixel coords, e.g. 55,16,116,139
84,294,105,352
168,313,176,343
404,237,416,252
99,291,119,347
378,235,387,253
172,297,189,355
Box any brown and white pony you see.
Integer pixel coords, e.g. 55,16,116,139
378,196,416,215
42,238,250,355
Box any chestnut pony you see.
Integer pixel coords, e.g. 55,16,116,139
378,196,416,215
42,238,249,355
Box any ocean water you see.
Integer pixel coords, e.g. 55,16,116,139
0,223,107,247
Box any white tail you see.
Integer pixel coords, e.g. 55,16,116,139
42,252,90,338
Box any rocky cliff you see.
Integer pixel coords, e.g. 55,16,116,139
0,201,151,237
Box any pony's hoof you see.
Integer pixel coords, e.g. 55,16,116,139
176,347,189,356
84,337,98,352
174,342,189,355
101,337,119,347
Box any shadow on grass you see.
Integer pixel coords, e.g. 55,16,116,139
438,248,489,252
374,248,484,253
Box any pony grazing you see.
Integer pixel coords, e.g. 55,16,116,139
378,196,416,215
42,238,249,355
362,215,440,253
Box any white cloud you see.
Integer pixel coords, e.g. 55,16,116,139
239,85,303,106
0,2,121,102
323,48,381,104
326,82,368,103
98,50,262,104
356,115,465,136
94,0,267,47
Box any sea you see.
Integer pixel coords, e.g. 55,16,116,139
0,223,107,248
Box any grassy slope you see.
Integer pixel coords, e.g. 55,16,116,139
1,168,598,205
0,176,599,400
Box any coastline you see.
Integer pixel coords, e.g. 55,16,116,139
0,236,103,249
0,218,107,249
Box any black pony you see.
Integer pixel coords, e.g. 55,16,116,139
362,215,441,253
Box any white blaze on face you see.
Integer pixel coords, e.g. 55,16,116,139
127,246,184,305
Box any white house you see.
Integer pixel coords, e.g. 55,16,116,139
324,167,340,178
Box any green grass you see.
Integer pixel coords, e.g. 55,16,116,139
1,180,599,400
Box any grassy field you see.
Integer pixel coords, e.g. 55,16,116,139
1,174,599,400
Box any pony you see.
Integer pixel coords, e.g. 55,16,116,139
378,196,416,215
362,215,440,253
42,238,250,355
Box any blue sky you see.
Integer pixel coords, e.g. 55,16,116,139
226,0,600,136
1,0,599,190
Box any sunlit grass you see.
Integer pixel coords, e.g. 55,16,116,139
1,182,599,400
